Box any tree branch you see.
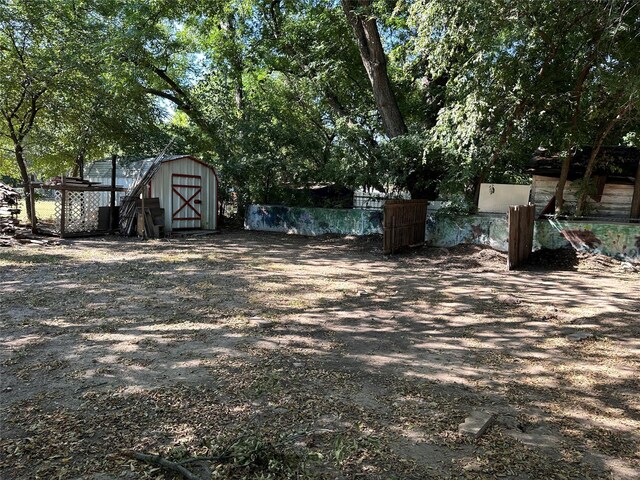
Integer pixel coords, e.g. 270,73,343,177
148,64,191,104
144,87,187,109
20,89,45,138
575,99,636,215
127,451,203,480
7,88,28,121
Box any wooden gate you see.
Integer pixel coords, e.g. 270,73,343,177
383,200,428,254
507,204,535,270
172,173,202,229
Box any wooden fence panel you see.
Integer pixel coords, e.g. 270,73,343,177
507,204,535,270
383,200,428,254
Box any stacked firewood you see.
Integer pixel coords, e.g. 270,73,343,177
0,219,20,246
1,183,58,247
1,183,20,216
1,183,22,244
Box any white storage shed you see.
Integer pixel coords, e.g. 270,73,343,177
145,155,219,232
87,155,219,235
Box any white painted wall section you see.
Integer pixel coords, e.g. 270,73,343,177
478,183,531,213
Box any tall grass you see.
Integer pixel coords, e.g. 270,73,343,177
18,199,57,222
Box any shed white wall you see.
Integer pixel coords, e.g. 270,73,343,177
149,157,218,232
532,175,634,218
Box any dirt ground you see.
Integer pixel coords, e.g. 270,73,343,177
0,230,638,480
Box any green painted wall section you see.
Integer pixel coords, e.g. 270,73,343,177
245,205,640,260
426,215,640,260
426,215,640,259
425,215,509,251
535,219,640,260
245,205,383,236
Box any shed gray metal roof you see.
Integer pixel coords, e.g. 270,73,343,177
85,155,193,180
529,147,639,184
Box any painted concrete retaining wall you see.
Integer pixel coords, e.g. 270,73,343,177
424,215,640,260
245,205,640,260
425,214,510,251
535,219,640,260
426,215,640,261
245,205,383,236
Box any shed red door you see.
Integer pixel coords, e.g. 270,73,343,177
172,173,202,229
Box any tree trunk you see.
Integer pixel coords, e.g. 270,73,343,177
264,175,271,204
72,153,85,179
341,0,407,138
14,143,33,223
234,79,244,113
574,146,601,217
554,148,575,215
574,102,633,216
555,29,602,214
1,83,46,225
225,12,245,116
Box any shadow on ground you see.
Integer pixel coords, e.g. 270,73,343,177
1,231,638,479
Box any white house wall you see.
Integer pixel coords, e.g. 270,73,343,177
149,158,218,232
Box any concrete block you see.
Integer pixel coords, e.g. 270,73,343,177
458,411,495,438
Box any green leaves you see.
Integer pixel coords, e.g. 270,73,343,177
404,0,639,204
3,0,637,210
0,0,166,182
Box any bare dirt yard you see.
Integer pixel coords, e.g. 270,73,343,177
1,230,638,479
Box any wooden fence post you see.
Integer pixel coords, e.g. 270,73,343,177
383,200,428,254
29,184,37,234
508,204,535,270
631,159,640,221
59,189,66,238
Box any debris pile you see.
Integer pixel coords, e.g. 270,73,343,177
526,246,639,272
1,227,59,247
1,183,21,242
1,182,58,247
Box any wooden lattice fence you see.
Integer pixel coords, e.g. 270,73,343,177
383,200,428,254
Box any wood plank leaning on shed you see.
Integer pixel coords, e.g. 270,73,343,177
119,161,164,236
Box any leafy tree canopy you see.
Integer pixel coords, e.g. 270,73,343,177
2,0,638,216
